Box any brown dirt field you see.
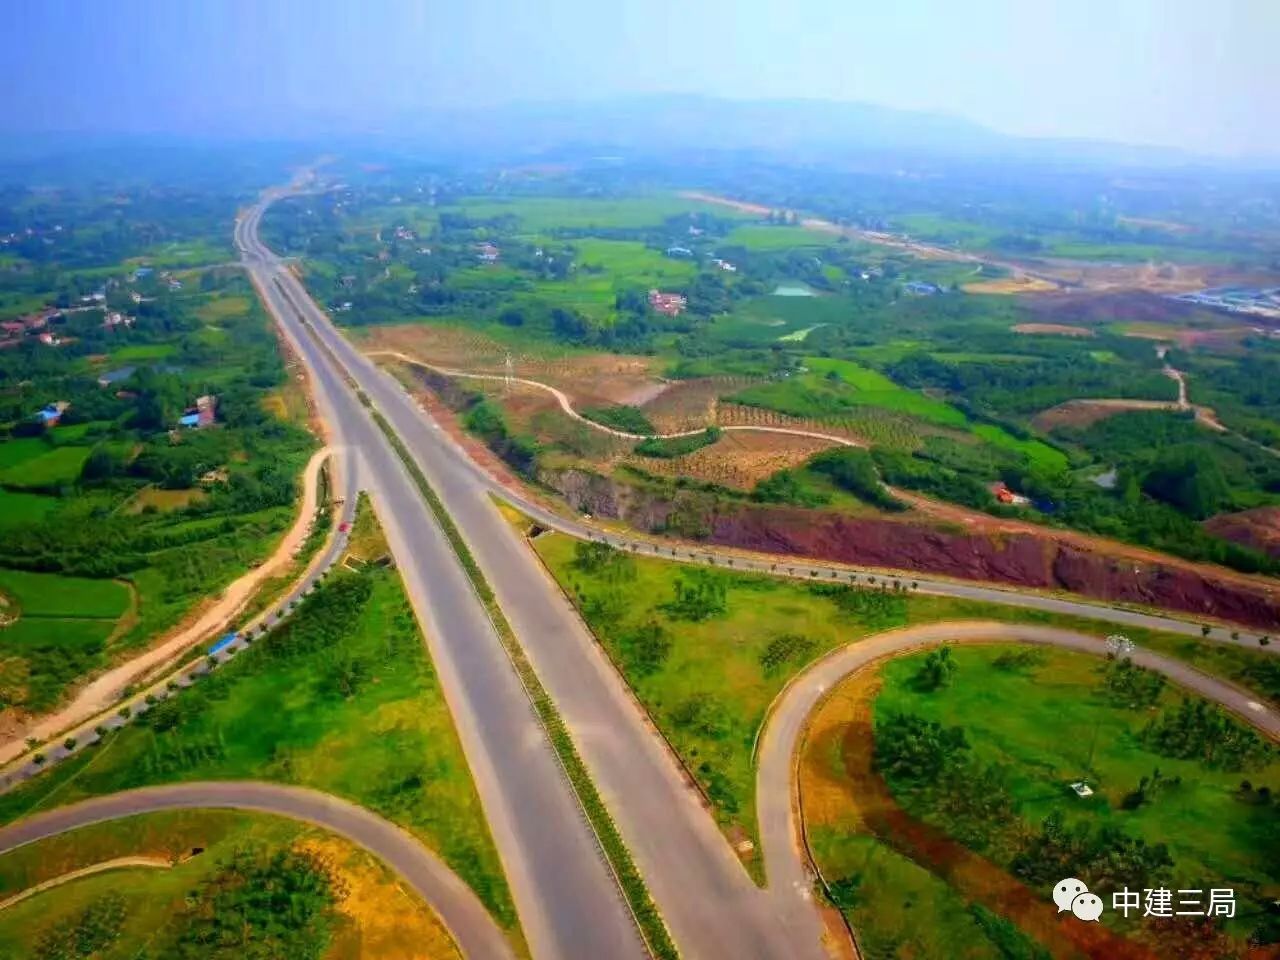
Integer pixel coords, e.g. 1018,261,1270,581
1122,324,1254,353
800,664,1158,960
354,324,514,370
360,324,665,409
624,431,839,491
1023,291,1216,328
640,377,751,433
1204,506,1280,561
1012,323,1095,337
715,403,867,443
963,276,1059,295
1031,398,1183,432
126,487,208,514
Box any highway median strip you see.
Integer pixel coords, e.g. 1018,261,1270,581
278,276,681,957
362,400,680,960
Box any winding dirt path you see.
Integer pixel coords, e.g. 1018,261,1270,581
369,349,864,447
755,621,1279,959
0,448,335,766
0,856,171,912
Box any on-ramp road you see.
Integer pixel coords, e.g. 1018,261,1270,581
755,620,1280,949
0,781,514,960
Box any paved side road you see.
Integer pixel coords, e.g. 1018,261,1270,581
0,781,514,960
755,620,1280,953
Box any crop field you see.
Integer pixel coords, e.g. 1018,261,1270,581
125,486,208,513
0,438,50,471
107,342,178,361
625,430,839,490
0,569,130,620
194,293,252,322
722,224,842,251
970,423,1069,471
0,810,461,960
0,489,57,528
638,377,738,433
802,356,968,425
0,569,131,709
447,194,750,231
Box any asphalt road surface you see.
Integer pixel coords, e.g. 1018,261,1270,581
242,184,1274,959
0,781,514,960
244,196,833,960
755,620,1280,949
238,200,647,960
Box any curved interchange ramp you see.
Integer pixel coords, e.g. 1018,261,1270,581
755,621,1280,952
0,781,515,960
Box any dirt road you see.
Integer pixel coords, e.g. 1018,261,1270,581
0,447,336,766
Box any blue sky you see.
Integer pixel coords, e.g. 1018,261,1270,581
4,0,1277,155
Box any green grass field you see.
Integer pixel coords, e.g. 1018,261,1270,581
0,488,58,529
530,531,1280,879
874,645,1279,944
448,194,750,232
971,423,1069,471
722,224,841,251
0,438,50,470
109,343,177,361
528,238,697,321
806,831,1023,960
0,568,130,619
0,445,91,488
0,504,520,947
195,293,252,323
878,646,1279,887
0,810,461,960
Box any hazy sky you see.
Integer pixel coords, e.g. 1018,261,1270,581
5,0,1278,155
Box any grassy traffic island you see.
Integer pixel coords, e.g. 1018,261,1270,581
802,644,1280,959
0,809,460,960
0,496,525,956
526,527,1280,894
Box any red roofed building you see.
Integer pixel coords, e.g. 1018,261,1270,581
648,289,687,317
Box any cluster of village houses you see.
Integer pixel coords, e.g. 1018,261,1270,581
6,263,218,433
0,267,185,351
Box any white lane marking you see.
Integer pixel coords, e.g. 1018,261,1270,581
1247,701,1265,713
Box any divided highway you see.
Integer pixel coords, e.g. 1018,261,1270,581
240,183,1274,959
239,198,648,960
242,195,832,959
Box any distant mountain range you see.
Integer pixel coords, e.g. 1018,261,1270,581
368,94,1233,169
5,95,1275,174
